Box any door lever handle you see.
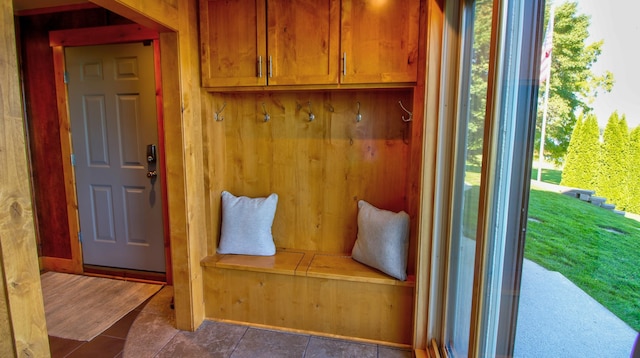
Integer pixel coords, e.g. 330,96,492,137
146,170,158,178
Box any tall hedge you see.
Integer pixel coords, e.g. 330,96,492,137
627,127,640,214
560,115,584,188
597,112,629,209
561,114,600,189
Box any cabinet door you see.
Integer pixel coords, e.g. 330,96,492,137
200,0,267,87
341,0,420,84
266,0,340,85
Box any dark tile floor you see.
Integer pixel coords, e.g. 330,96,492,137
48,302,144,358
49,287,413,358
154,321,413,358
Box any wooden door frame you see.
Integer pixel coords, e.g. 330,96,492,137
47,23,172,283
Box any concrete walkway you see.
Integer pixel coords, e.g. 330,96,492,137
515,259,638,357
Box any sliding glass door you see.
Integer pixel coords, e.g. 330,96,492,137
441,0,545,356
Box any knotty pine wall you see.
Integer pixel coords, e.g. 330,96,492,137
203,90,419,275
1,1,49,355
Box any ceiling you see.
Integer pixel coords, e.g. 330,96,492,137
13,0,89,12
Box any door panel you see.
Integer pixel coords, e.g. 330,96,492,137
84,95,109,165
91,185,115,242
67,42,165,273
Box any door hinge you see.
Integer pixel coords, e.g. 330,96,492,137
78,232,82,243
71,153,76,166
63,71,69,84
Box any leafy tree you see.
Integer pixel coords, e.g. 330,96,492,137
561,114,600,189
596,112,629,209
538,2,614,165
465,0,492,163
627,127,640,214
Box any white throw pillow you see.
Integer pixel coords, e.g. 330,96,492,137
352,200,409,281
217,191,278,256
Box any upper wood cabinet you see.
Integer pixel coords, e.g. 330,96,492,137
267,0,340,85
200,0,340,87
199,0,421,88
340,0,421,84
200,0,266,87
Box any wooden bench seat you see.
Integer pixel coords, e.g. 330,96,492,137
201,250,415,346
202,249,415,285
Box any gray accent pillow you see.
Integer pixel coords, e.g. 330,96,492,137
217,191,278,256
352,200,409,281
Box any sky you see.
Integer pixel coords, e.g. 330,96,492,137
573,0,640,129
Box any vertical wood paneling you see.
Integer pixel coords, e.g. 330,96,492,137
160,31,193,327
0,1,50,355
207,90,415,256
181,0,207,331
0,256,15,358
159,0,207,331
204,268,414,345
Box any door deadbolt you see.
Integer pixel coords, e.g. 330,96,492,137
147,144,157,163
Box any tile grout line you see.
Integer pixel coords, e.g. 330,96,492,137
152,331,179,358
301,334,311,357
228,324,250,357
63,341,86,358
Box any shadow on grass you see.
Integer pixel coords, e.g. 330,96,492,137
530,167,562,184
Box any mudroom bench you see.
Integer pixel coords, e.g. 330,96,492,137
201,249,415,346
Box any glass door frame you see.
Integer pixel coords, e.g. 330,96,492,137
421,0,547,356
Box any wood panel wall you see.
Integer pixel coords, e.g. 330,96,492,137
204,90,418,270
1,1,50,355
102,0,209,331
19,9,133,260
19,0,206,332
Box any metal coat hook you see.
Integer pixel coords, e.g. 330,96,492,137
398,100,413,122
356,101,362,122
214,102,226,121
261,102,270,122
307,101,315,122
325,103,335,113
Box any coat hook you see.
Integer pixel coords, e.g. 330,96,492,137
398,100,413,122
356,101,362,122
261,102,270,122
325,103,335,112
214,102,226,121
308,101,315,121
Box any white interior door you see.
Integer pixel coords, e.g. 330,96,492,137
66,42,165,273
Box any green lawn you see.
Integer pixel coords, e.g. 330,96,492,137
525,189,640,331
530,167,563,184
463,165,639,331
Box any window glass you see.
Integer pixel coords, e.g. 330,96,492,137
444,0,492,355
